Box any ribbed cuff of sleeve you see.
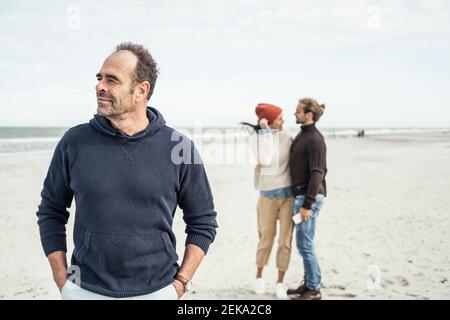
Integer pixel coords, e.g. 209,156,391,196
302,200,313,210
185,233,212,254
42,235,67,257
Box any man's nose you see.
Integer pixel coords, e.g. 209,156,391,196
96,80,106,93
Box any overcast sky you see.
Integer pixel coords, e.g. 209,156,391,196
0,0,449,128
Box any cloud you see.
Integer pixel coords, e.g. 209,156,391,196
0,0,449,127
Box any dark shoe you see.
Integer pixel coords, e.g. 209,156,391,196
287,281,307,296
291,288,322,300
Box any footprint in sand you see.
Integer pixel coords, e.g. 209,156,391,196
404,292,420,298
395,276,410,287
326,293,357,298
382,279,394,288
13,288,34,296
322,284,346,291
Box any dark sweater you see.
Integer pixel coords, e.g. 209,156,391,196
36,107,218,298
289,123,327,209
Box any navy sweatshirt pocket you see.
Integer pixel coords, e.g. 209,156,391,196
74,230,91,264
76,230,177,293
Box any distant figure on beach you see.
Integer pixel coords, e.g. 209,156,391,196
287,98,327,300
36,42,218,300
241,103,294,299
357,129,365,137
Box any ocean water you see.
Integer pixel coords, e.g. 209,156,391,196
0,127,67,154
0,126,448,155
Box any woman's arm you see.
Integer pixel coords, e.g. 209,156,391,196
256,118,274,166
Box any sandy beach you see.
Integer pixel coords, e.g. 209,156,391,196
0,132,449,300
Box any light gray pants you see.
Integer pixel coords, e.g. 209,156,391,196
60,281,178,300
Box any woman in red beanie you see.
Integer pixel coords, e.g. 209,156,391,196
241,103,294,299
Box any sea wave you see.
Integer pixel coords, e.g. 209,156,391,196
0,127,448,154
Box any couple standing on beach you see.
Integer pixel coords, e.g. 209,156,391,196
243,99,327,300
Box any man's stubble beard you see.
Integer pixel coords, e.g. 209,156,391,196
97,99,132,117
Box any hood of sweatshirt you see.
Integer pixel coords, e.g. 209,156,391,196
89,106,166,141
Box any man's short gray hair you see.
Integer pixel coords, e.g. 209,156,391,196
115,42,159,100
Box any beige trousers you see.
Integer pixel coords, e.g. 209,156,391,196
256,195,294,272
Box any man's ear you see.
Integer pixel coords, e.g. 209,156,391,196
137,81,151,100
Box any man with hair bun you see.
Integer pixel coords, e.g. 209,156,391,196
287,98,327,300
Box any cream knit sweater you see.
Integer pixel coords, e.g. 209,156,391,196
253,128,294,191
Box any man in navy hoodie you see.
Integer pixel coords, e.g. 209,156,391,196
36,42,218,299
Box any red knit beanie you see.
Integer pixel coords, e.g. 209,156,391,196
255,103,282,124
